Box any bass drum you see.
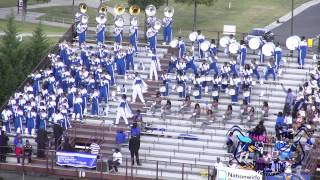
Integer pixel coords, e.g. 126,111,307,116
286,35,301,50
262,42,275,56
248,38,260,50
219,36,230,48
229,42,240,54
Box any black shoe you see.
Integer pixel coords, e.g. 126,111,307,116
132,161,135,166
137,162,142,166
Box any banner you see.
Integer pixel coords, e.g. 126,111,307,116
216,167,262,180
56,151,97,168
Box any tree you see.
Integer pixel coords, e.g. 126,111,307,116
175,0,217,30
0,12,23,104
23,22,50,74
128,0,166,10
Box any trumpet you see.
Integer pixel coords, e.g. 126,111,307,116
79,3,88,14
129,5,140,16
114,4,125,16
98,4,108,14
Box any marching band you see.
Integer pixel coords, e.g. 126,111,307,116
1,3,312,137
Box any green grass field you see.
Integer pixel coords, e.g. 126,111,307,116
29,0,310,38
0,0,46,8
0,20,68,34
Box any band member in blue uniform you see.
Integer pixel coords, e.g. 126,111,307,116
209,39,217,56
212,75,221,101
259,40,266,63
192,74,202,99
132,72,146,104
185,55,197,74
178,37,186,58
251,59,262,84
162,15,173,45
126,45,135,70
74,94,83,122
298,36,308,69
176,72,187,98
115,49,126,75
264,60,276,81
99,76,109,103
274,42,282,69
103,56,115,85
96,22,105,43
208,56,219,75
14,108,24,132
129,24,138,52
230,75,240,104
230,60,238,76
176,58,186,75
77,21,88,46
38,109,48,130
115,94,132,125
196,30,205,58
239,40,247,67
91,90,100,115
160,73,169,96
168,56,177,73
149,52,159,81
147,27,158,53
114,26,123,44
242,77,253,103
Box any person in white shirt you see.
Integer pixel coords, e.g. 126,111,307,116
108,148,122,173
90,139,100,156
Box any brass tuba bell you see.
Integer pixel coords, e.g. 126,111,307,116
114,4,125,16
98,4,108,15
96,13,107,24
79,3,88,14
164,6,174,18
145,4,156,17
129,5,140,16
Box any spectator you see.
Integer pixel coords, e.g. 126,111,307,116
160,100,171,119
275,112,284,140
253,120,266,136
210,157,223,180
129,136,141,166
281,84,295,115
179,95,192,114
108,148,122,173
0,130,9,162
23,140,33,164
62,137,74,152
261,101,269,118
115,130,127,145
36,129,48,158
247,106,255,122
191,103,201,123
90,139,100,156
211,99,219,112
150,92,162,115
14,135,23,163
240,100,249,121
223,104,233,122
131,122,141,137
53,120,64,150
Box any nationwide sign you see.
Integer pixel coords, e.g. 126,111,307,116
216,167,262,180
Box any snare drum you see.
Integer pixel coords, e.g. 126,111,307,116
193,90,200,97
244,91,250,97
212,91,219,97
159,86,166,93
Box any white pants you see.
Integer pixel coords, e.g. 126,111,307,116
115,108,128,125
149,60,158,80
132,85,145,103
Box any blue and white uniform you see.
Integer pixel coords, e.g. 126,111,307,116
239,44,247,67
96,23,105,43
176,75,187,98
115,52,126,75
129,25,138,52
185,56,197,74
160,74,169,96
147,27,157,53
274,46,282,68
91,91,100,115
196,33,205,58
298,39,308,68
209,56,219,75
132,76,146,104
178,39,186,58
163,17,173,44
114,27,123,44
77,23,87,46
264,62,276,81
126,46,135,70
209,43,217,56
115,99,132,125
212,76,221,101
38,111,47,130
73,96,83,121
99,78,109,103
149,53,158,80
168,56,177,73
